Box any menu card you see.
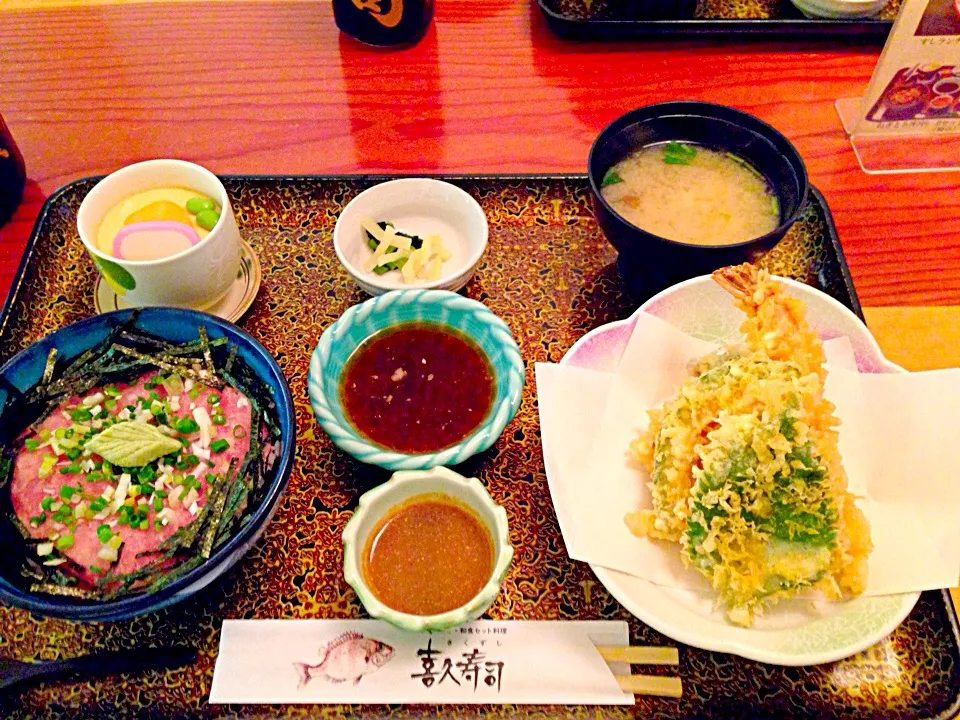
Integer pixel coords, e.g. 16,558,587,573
837,0,960,171
853,0,960,136
209,620,634,705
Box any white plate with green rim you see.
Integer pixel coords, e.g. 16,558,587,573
553,273,919,666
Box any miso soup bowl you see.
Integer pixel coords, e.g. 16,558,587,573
342,466,513,632
77,159,242,311
308,289,524,471
588,102,809,292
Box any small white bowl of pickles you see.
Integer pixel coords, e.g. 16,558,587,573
789,0,889,18
333,178,488,296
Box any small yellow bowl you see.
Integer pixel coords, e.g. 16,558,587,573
342,466,513,632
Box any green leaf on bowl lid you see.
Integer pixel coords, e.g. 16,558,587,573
84,421,182,467
601,169,623,187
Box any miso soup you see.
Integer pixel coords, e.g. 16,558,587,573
600,141,780,246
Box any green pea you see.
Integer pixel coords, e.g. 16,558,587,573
186,197,215,214
195,209,221,231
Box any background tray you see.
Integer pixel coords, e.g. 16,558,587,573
538,0,899,39
0,175,958,719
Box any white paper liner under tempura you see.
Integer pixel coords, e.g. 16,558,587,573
536,310,960,598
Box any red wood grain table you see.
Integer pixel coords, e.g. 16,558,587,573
0,0,958,312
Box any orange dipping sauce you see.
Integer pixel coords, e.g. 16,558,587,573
362,493,495,616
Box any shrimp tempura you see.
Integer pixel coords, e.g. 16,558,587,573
626,264,871,626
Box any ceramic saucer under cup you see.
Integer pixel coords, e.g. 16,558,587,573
94,238,261,323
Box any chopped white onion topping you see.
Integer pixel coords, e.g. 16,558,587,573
97,546,118,563
118,408,132,421
188,501,199,516
44,558,67,567
192,407,212,448
189,442,211,461
37,542,54,556
82,392,105,407
112,473,132,512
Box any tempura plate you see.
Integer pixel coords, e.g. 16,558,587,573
556,274,919,666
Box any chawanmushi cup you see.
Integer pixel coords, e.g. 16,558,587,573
77,159,242,311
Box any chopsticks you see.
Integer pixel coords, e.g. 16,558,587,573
595,645,683,699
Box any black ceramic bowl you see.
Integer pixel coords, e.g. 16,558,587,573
588,101,809,291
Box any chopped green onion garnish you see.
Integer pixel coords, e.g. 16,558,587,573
153,496,163,512
40,496,55,511
174,417,200,434
90,497,107,512
208,393,220,405
210,439,229,454
212,414,226,426
663,140,697,165
55,534,75,550
97,524,113,543
25,438,40,451
59,464,81,475
232,425,247,439
59,485,77,500
29,513,46,527
601,168,623,187
65,448,82,461
69,409,92,422
139,519,149,531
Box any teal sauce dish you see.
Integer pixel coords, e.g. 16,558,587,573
308,289,524,471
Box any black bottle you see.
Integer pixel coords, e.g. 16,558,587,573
333,0,434,47
0,115,26,228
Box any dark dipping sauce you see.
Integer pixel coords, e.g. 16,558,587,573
341,322,495,454
362,493,495,616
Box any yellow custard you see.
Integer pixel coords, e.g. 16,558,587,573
96,187,216,257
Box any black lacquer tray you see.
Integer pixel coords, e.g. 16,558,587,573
0,175,957,719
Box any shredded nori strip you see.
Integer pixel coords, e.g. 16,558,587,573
0,318,282,603
30,583,101,600
198,326,216,379
41,348,58,385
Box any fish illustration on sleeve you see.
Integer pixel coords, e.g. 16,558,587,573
294,632,395,688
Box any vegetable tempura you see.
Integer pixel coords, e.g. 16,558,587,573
626,264,871,627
